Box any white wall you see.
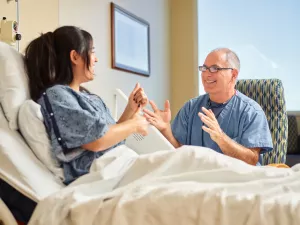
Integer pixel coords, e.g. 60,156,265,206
59,0,171,112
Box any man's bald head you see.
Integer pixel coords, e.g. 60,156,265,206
209,48,240,72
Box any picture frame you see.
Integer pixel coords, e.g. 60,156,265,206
111,3,151,77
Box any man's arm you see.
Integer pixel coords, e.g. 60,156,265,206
213,132,260,165
143,100,183,148
160,124,182,148
199,107,261,165
143,107,182,148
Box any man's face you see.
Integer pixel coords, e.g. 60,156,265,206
201,51,236,95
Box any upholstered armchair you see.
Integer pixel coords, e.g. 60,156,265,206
235,79,288,165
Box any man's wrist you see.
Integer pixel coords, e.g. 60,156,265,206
215,130,226,146
161,123,171,134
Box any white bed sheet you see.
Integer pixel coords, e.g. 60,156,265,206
28,145,300,225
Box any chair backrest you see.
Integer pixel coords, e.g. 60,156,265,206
235,79,288,165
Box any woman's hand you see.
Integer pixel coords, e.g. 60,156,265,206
83,107,149,152
128,83,148,112
117,83,148,124
143,100,171,132
130,107,149,136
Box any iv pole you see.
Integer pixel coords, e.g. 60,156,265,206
5,0,21,51
16,0,20,52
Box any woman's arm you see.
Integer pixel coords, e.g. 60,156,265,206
82,110,149,152
117,105,135,124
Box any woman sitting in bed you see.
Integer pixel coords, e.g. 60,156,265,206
24,26,149,184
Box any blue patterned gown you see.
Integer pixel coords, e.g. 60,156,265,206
37,85,124,184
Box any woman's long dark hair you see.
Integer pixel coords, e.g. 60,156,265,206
24,26,93,101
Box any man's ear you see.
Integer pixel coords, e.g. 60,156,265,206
231,69,238,81
70,50,79,65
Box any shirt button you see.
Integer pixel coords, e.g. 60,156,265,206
43,92,46,95
58,138,61,141
50,113,54,116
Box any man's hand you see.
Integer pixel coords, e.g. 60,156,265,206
143,100,171,132
143,100,181,148
199,107,260,165
198,107,224,143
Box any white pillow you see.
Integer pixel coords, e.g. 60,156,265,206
0,105,64,201
18,100,64,180
0,42,29,130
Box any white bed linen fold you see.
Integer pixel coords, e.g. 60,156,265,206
29,145,300,225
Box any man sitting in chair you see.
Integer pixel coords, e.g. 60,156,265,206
143,48,273,165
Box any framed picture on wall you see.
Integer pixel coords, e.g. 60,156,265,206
111,3,150,77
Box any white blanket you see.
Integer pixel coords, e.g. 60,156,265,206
28,146,300,225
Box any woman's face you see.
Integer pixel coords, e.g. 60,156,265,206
71,42,98,84
73,47,98,83
84,47,98,80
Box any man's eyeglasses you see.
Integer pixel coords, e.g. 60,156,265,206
199,65,233,73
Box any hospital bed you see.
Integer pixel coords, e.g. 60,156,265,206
0,41,66,224
0,96,65,224
0,198,17,225
1,41,300,225
0,41,173,224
